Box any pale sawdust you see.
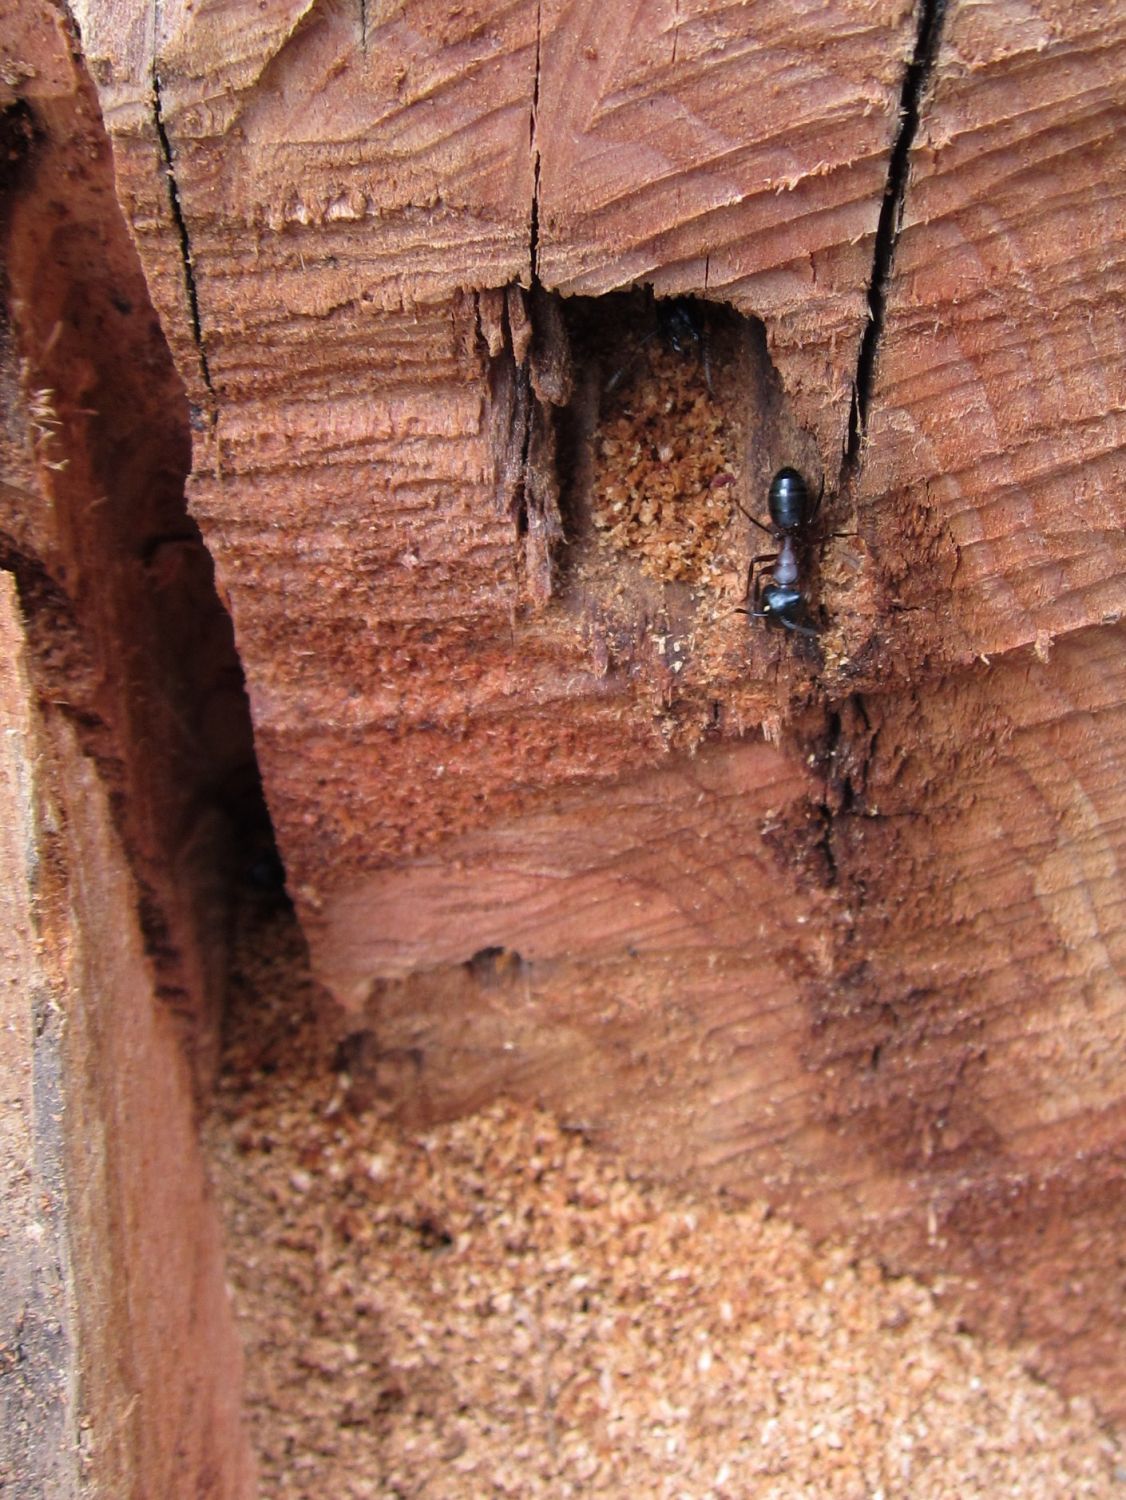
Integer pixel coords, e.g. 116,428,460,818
589,332,741,590
207,905,1123,1498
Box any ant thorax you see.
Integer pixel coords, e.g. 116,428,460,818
772,535,800,588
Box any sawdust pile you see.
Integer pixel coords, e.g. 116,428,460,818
208,907,1122,1498
582,301,746,590
590,337,740,587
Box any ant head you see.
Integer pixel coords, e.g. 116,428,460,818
760,583,819,635
659,300,703,355
761,583,801,615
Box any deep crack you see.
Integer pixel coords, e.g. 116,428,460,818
529,0,544,280
152,70,214,401
845,0,948,475
814,693,877,890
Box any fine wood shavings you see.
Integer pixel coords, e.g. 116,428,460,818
208,905,1123,1498
589,333,741,589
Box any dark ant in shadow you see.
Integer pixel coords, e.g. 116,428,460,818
735,467,823,637
605,296,713,396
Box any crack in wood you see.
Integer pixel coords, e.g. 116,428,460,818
151,67,214,404
813,691,877,891
845,0,948,477
528,0,544,281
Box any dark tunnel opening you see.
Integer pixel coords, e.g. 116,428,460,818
0,76,285,1088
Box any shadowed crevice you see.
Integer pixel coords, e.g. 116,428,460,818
529,0,544,280
152,69,214,401
845,0,948,476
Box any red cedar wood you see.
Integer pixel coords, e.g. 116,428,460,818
1,17,256,1490
75,0,1126,1421
0,588,253,1494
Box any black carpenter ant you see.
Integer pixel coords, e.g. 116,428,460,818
606,296,712,395
737,467,823,637
659,300,706,359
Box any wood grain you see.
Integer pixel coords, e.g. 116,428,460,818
0,575,254,1498
817,621,1126,1415
0,0,258,1070
537,0,916,450
68,0,923,899
47,0,1126,1426
851,0,1126,667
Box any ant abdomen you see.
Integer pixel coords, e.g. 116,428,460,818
767,467,813,532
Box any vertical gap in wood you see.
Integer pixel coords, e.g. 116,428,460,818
0,99,36,195
151,64,214,402
529,0,544,280
845,0,947,477
0,45,282,1080
510,2,546,588
515,324,534,551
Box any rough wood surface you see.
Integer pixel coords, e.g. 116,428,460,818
12,0,1126,1430
0,577,254,1498
73,0,918,907
0,575,76,1498
211,912,1125,1497
1,10,264,1488
536,0,916,449
0,0,263,1075
856,0,1126,665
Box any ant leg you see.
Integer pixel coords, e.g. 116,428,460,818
730,495,772,535
671,302,713,394
733,551,776,616
808,473,826,522
751,554,774,617
605,328,658,395
734,552,777,615
779,613,820,638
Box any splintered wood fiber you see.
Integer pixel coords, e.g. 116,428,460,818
208,907,1124,1498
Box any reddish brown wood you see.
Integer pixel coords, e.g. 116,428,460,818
813,6,1126,1407
4,0,1125,1435
1,11,258,1490
0,0,259,1071
537,0,916,443
0,576,253,1498
71,0,915,906
856,0,1126,666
